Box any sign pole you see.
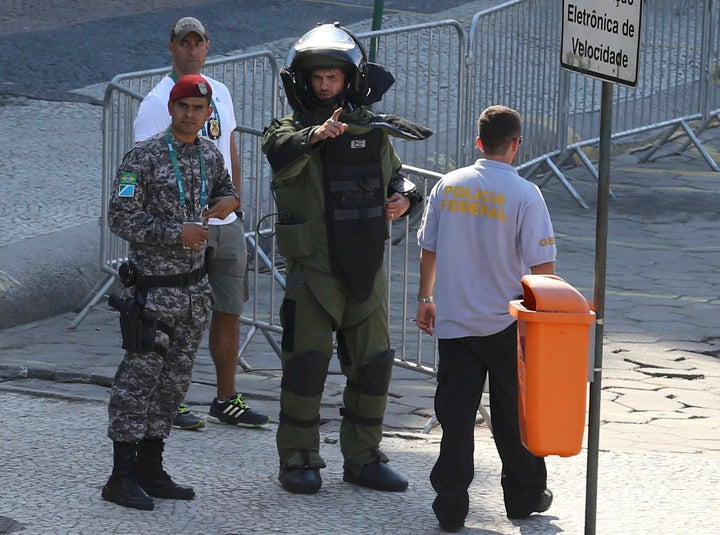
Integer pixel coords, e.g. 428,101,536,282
369,0,385,63
584,81,613,535
559,2,643,533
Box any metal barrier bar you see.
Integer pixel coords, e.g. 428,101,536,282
679,0,720,152
388,165,443,375
75,5,718,397
234,124,285,367
356,21,466,173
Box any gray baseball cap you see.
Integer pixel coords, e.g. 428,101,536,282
171,17,208,41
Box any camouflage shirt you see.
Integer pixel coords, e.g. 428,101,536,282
108,131,236,277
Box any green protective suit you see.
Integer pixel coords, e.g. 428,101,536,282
262,104,428,470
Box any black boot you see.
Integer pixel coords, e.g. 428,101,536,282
343,461,408,492
278,466,322,494
136,438,195,500
101,441,154,510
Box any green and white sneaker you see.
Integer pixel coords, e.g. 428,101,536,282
172,403,206,430
207,393,271,428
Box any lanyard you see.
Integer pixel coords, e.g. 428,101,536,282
169,70,220,137
165,128,207,208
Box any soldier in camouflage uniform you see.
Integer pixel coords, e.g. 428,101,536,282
262,23,430,495
102,74,239,511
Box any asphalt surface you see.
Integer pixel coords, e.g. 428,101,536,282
0,0,481,101
1,1,720,534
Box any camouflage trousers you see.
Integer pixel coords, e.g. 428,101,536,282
107,284,211,442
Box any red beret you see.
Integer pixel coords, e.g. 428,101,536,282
169,74,213,103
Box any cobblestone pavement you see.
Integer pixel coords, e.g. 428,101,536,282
0,98,103,247
0,387,718,535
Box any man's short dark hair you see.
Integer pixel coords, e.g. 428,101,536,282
477,105,522,155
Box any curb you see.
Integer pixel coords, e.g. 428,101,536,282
0,364,113,387
0,222,103,330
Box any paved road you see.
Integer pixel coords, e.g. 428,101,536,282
0,0,486,101
0,387,718,535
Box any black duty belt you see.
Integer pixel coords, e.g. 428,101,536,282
136,265,207,289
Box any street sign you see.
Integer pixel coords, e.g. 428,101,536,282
560,0,643,87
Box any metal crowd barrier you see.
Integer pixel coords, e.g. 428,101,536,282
75,2,719,397
466,0,720,209
70,51,279,329
356,20,467,173
466,1,583,203
234,125,284,368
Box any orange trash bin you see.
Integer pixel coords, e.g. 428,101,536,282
508,274,595,457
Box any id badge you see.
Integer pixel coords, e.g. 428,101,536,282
207,118,221,139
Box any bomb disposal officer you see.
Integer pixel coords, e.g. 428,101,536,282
262,22,431,494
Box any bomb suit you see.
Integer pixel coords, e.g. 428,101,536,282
261,23,430,490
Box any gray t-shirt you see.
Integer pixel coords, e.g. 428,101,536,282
417,159,556,338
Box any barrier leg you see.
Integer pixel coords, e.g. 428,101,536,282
68,274,116,330
422,394,493,435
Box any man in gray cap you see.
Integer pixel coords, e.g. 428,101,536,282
134,16,270,431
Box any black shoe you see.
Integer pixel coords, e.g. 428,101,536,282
101,475,154,510
438,520,464,533
343,461,408,492
433,500,465,532
278,467,322,494
207,393,271,427
138,471,195,500
507,489,553,520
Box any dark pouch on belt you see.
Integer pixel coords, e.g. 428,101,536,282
109,293,158,354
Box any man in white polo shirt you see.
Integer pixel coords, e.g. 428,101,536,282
134,16,269,430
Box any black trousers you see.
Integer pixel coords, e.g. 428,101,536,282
430,323,547,524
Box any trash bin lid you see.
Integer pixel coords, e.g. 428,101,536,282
520,274,592,313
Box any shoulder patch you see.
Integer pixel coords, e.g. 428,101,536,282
119,172,137,185
118,172,137,198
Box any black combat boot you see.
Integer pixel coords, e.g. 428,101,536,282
343,460,408,492
136,438,195,500
278,465,322,494
101,441,154,510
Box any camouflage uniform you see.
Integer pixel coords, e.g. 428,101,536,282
107,131,236,442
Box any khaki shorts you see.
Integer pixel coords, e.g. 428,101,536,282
206,217,249,315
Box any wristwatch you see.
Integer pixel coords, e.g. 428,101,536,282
417,295,434,303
